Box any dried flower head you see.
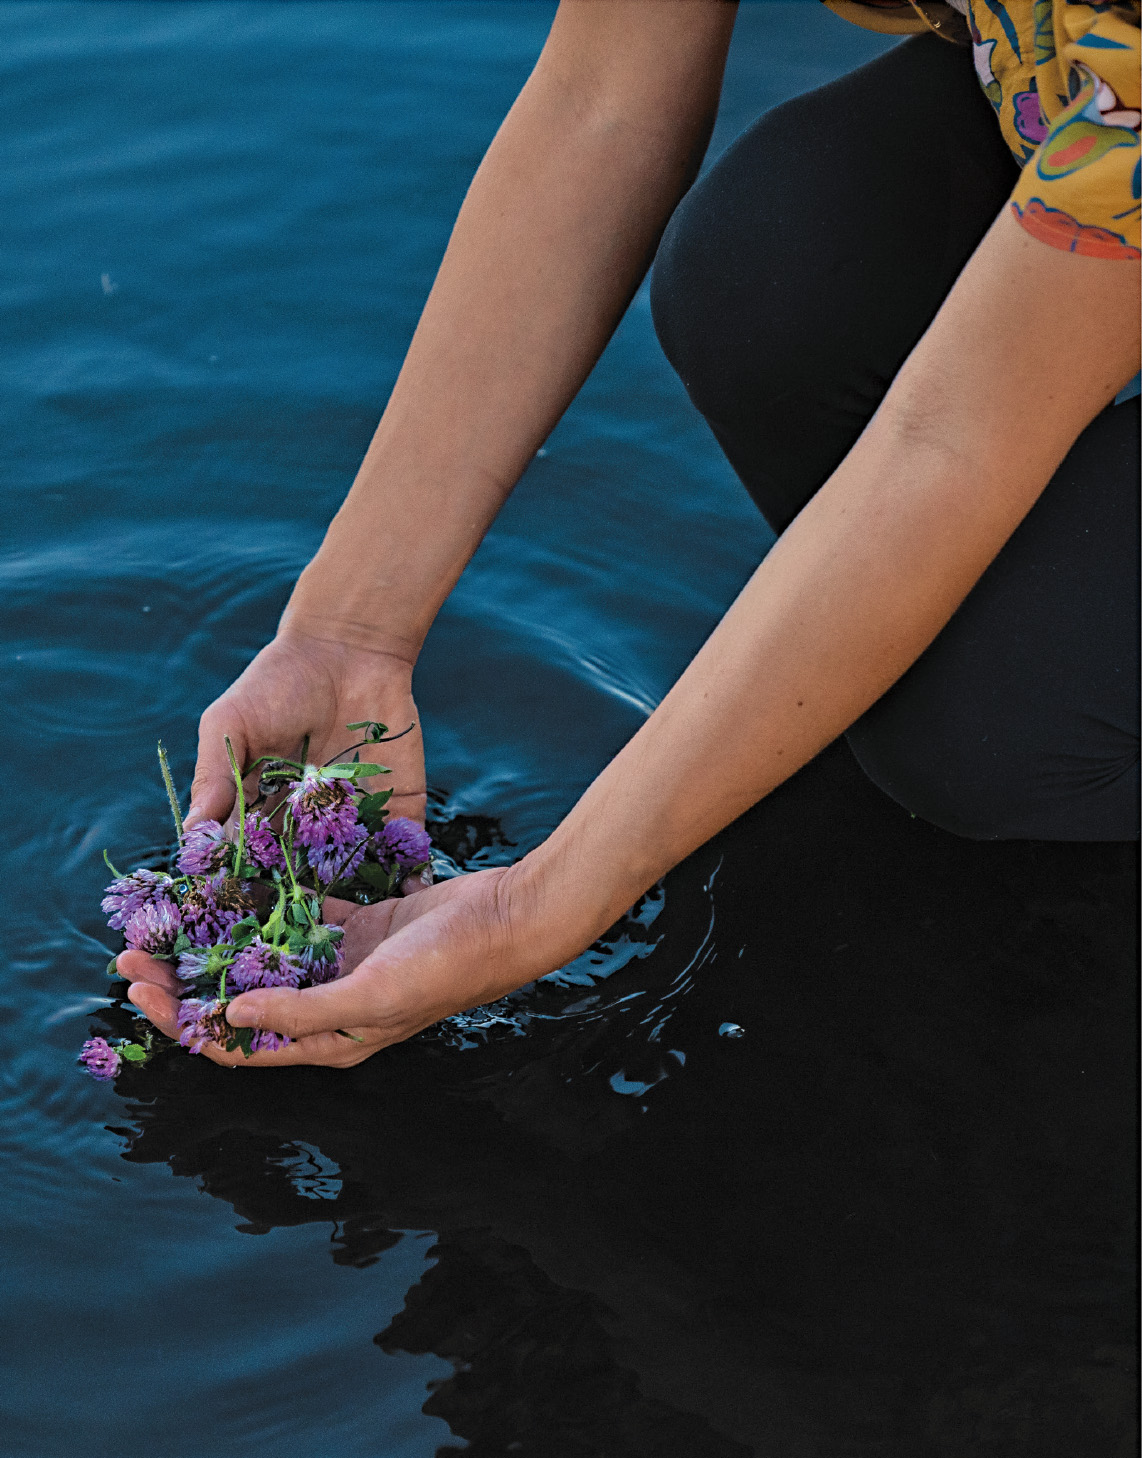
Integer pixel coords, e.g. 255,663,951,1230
176,998,231,1055
181,873,255,947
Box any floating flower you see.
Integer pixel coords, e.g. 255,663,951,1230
375,816,432,873
228,937,304,992
177,819,233,876
181,872,255,947
123,897,182,957
79,1037,121,1081
101,868,174,931
243,811,285,872
287,768,361,851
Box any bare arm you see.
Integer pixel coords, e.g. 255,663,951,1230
126,208,1139,1064
185,0,738,826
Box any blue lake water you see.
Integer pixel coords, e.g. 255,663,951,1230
2,5,1135,1455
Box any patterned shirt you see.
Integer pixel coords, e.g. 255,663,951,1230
822,0,1141,258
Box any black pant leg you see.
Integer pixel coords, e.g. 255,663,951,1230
652,33,1017,534
651,34,1139,841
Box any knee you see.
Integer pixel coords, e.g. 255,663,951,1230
650,118,817,425
847,706,1140,842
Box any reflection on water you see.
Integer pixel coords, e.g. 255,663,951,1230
1,3,1135,1455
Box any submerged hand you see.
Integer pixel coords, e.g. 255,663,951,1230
119,863,571,1068
187,628,428,889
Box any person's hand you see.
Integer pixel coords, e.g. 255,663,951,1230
187,626,429,892
117,862,575,1068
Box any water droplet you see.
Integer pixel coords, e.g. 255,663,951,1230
141,604,151,613
718,1022,745,1039
100,273,117,296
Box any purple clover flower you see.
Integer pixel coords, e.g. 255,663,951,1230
102,868,174,931
123,897,182,957
181,872,255,948
375,816,432,873
79,1037,121,1081
298,934,344,985
307,836,368,886
177,819,234,876
243,812,285,872
287,768,361,851
250,1029,290,1053
228,938,304,992
176,997,229,1055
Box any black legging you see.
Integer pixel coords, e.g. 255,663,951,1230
651,33,1139,842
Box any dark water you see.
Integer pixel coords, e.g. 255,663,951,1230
2,4,1136,1454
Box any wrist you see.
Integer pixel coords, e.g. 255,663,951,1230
280,567,422,669
503,831,642,980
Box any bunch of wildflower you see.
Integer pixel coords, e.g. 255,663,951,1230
82,723,432,1076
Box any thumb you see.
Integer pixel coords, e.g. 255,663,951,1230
186,717,244,829
226,974,377,1042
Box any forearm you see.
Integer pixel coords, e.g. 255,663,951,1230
285,0,735,661
514,211,1140,959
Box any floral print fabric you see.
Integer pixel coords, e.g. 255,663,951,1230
823,0,1141,258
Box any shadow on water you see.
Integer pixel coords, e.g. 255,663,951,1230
94,741,1138,1457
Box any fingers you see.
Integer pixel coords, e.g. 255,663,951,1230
226,974,379,1042
126,980,375,1068
126,980,181,1036
187,706,244,829
400,866,434,897
116,950,181,995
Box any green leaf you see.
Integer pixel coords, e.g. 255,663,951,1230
118,1043,147,1063
345,721,388,737
173,932,192,955
357,789,393,831
324,762,390,780
357,862,396,895
234,1026,255,1058
106,955,122,977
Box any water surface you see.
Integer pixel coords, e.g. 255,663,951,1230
1,5,1135,1455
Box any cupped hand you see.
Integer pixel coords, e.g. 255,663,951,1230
188,628,427,886
118,863,569,1069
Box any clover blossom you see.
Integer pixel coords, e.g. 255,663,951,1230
297,929,344,985
375,816,432,873
102,868,174,931
79,1037,121,1081
287,768,361,851
243,812,285,872
177,819,233,876
307,836,367,887
123,898,182,957
250,1029,290,1053
176,997,230,1055
228,937,304,992
181,872,255,947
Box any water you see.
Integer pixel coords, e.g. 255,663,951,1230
1,5,1136,1454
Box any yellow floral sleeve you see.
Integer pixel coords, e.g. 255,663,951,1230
1010,3,1141,259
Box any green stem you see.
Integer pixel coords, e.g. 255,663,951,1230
224,736,246,875
157,741,185,845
